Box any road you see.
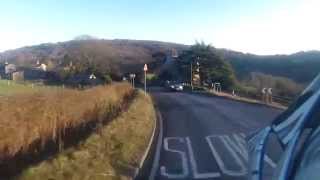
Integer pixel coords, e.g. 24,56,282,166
148,90,284,180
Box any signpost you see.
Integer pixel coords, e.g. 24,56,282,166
129,73,136,88
213,82,221,93
267,88,273,104
262,88,267,103
143,64,148,93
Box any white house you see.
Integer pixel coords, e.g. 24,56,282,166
5,64,17,74
37,64,47,71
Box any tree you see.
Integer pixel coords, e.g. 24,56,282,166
178,42,236,90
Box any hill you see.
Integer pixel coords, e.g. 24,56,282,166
216,49,320,84
0,39,187,80
0,39,319,83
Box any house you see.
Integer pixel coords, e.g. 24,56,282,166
5,64,17,74
37,63,47,71
12,71,24,81
0,64,25,81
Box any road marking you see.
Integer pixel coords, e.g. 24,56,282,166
264,155,277,168
240,133,246,138
160,137,189,178
225,134,248,161
185,137,221,179
149,111,164,180
226,134,277,168
206,135,246,176
158,133,277,179
219,136,247,176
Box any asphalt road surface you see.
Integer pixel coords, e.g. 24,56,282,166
148,90,284,180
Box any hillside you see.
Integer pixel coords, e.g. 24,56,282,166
0,39,319,83
0,39,187,78
216,49,320,84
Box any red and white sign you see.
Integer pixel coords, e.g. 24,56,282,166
143,64,148,71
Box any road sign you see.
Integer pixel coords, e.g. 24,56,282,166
129,73,136,78
89,74,96,79
129,73,136,88
143,64,147,93
144,64,148,71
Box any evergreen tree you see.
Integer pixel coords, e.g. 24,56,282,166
179,42,236,90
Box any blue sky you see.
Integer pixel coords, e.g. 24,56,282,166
0,0,319,54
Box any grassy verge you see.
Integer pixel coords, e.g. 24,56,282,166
207,90,287,110
0,83,133,178
17,90,156,180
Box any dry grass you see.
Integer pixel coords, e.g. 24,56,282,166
0,82,133,161
17,90,156,180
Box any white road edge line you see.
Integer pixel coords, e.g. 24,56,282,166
134,104,158,178
148,110,164,180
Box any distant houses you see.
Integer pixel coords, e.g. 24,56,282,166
0,62,48,81
0,63,24,80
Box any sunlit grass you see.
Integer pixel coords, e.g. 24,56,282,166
18,90,156,180
0,82,133,161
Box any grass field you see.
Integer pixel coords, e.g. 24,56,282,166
18,90,156,180
0,80,56,96
0,82,134,178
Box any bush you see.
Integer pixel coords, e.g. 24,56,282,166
242,72,304,98
102,74,112,84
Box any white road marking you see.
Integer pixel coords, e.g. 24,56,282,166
225,134,248,161
220,136,247,176
158,133,277,179
185,137,221,179
160,137,189,178
240,133,246,138
149,112,164,180
206,135,247,176
231,134,277,168
264,155,277,168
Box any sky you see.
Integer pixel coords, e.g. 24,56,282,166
0,0,319,55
